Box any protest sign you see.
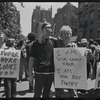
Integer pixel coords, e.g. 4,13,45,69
54,48,87,89
87,79,95,90
0,49,21,79
95,62,100,89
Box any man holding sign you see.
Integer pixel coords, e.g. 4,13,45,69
30,22,56,98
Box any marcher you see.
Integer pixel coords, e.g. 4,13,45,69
25,32,38,92
0,32,7,94
30,22,55,98
88,39,99,80
80,38,92,79
78,38,99,96
77,38,91,95
21,40,28,80
4,38,17,98
54,25,78,98
16,40,27,83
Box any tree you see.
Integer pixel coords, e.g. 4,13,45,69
0,2,21,37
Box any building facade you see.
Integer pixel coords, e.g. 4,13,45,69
53,2,78,38
31,6,52,33
78,2,100,41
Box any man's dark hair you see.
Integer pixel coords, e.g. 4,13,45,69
27,32,37,41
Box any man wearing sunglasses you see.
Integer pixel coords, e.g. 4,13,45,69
30,22,56,98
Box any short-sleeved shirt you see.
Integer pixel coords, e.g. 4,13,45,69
31,39,56,73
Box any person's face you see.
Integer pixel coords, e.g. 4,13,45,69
43,25,52,38
60,31,71,40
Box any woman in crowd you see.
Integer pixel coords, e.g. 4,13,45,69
55,25,78,98
4,38,17,98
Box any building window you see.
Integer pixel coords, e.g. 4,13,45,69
84,13,87,21
84,2,88,9
70,16,75,27
98,9,100,21
57,19,59,24
89,2,94,7
97,30,100,38
79,3,83,9
90,10,94,24
79,15,83,27
84,13,88,27
79,16,82,22
63,14,66,21
89,29,94,39
84,2,88,6
82,30,87,38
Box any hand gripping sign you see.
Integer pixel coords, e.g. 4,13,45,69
54,47,87,90
0,49,21,79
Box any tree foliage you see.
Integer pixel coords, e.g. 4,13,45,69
0,2,21,37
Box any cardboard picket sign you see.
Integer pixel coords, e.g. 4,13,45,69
0,49,21,79
54,47,87,89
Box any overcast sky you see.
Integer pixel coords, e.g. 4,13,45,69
14,2,78,36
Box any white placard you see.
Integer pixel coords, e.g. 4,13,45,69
0,49,21,79
54,48,87,89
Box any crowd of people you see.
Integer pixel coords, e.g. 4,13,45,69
0,21,100,98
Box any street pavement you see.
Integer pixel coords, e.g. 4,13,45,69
0,79,55,98
0,80,33,98
0,78,100,98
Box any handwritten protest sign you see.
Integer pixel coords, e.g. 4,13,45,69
95,62,100,89
0,49,21,79
54,48,87,89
